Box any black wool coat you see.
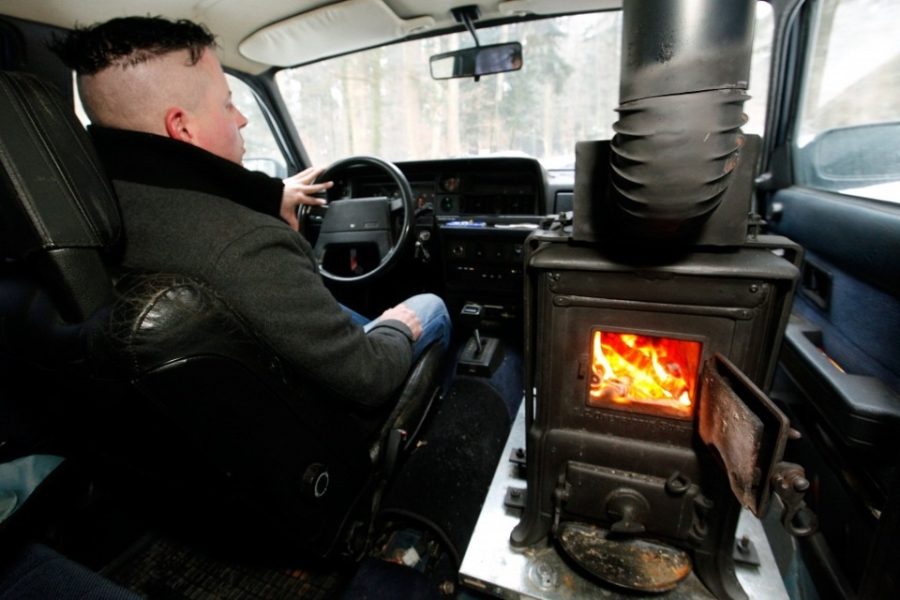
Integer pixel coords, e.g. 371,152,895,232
90,126,414,408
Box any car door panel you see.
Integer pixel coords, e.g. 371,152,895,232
765,186,900,595
772,189,900,380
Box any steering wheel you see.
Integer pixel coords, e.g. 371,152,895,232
304,156,415,284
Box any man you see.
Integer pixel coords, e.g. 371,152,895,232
50,16,450,408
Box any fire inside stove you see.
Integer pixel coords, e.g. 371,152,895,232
588,331,702,419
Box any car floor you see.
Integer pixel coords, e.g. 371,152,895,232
2,332,523,600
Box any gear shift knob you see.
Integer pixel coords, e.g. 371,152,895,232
459,302,483,327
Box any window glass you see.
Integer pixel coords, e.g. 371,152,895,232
276,3,773,170
226,74,287,177
794,0,900,203
72,73,90,127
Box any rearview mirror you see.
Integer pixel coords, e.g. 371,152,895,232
430,42,523,80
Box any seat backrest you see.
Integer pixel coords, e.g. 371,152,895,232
0,71,120,323
0,70,444,559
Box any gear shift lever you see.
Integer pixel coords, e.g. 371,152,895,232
460,302,485,356
457,302,503,376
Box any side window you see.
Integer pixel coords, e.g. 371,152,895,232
72,73,90,127
226,74,288,178
793,0,900,203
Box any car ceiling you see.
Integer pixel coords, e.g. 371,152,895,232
0,0,619,74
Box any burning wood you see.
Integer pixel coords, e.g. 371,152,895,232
588,331,701,418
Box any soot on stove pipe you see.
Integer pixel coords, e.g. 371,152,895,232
609,0,755,241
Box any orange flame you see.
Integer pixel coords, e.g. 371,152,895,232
588,331,701,419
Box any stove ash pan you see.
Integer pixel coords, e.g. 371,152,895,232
511,233,815,597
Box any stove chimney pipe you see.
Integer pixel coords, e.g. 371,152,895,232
609,0,755,240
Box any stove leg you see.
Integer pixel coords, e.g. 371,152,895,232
693,495,749,600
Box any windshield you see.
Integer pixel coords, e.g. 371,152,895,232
276,6,772,169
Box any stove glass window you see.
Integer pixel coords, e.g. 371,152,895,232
588,331,702,419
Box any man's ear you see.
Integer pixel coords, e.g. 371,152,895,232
164,107,192,142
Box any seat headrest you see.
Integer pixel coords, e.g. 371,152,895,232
0,71,121,255
0,71,122,322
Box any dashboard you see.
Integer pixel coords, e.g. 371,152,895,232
347,157,547,216
319,156,560,324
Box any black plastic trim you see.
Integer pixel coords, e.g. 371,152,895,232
768,187,900,296
780,315,900,449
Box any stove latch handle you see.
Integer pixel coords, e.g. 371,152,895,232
606,489,649,535
771,461,818,537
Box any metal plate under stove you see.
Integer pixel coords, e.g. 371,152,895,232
459,403,789,600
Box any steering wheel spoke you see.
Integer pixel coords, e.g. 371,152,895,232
389,196,405,212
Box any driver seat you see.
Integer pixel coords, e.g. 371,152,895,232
0,70,445,559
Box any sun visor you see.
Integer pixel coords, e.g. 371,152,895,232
239,0,435,67
498,0,620,16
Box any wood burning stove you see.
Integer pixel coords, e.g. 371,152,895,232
509,2,815,596
511,219,806,596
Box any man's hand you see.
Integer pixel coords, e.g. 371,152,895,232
281,166,333,231
377,303,422,341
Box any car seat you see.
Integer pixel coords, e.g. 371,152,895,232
0,70,444,559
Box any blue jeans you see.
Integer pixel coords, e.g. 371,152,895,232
343,293,451,363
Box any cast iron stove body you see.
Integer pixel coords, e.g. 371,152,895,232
512,223,801,597
509,2,812,597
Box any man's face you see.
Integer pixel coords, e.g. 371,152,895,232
188,50,248,164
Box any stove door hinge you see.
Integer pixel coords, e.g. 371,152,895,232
771,461,818,537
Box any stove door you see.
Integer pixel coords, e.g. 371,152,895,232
698,353,790,517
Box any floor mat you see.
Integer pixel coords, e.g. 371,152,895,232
100,377,513,599
103,533,344,599
377,376,511,565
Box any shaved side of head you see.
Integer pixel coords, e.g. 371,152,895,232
51,16,247,163
78,49,208,134
50,16,217,134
